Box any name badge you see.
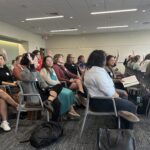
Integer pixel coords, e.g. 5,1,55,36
6,72,10,76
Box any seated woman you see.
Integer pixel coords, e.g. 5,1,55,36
12,55,23,80
0,89,20,131
65,54,79,76
53,54,82,90
40,56,80,118
146,61,150,76
140,53,150,72
84,50,139,129
76,55,86,76
19,53,63,121
105,55,128,99
132,55,141,70
53,54,86,106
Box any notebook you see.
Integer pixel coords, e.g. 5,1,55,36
122,75,139,88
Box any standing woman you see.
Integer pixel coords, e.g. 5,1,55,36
40,56,80,117
84,50,139,129
19,53,63,121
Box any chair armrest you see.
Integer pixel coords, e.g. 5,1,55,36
90,96,114,100
20,93,40,96
89,96,118,116
0,85,10,88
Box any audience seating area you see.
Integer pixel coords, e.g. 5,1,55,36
0,51,150,150
125,67,150,117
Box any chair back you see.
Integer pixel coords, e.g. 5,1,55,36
84,86,118,117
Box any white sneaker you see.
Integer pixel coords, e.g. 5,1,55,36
0,121,11,131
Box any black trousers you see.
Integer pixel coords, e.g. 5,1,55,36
39,84,63,121
89,98,137,129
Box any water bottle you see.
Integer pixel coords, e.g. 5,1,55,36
136,96,141,104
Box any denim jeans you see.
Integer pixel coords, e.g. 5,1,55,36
90,98,136,129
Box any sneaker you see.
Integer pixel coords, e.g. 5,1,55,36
118,111,140,122
0,121,11,131
43,100,54,112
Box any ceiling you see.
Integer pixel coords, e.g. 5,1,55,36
0,0,150,36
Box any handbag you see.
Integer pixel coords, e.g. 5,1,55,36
97,128,136,150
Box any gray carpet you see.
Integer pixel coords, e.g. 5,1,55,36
0,110,150,150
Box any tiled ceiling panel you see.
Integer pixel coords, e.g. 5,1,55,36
0,0,150,35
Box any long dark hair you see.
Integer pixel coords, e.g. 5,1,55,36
144,53,150,60
41,56,53,72
66,54,74,64
20,53,35,68
32,50,40,56
106,55,114,66
86,50,106,69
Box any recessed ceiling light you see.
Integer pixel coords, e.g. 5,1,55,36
142,10,146,13
70,16,73,19
50,28,78,32
135,20,139,23
96,25,128,29
91,8,138,15
21,20,25,22
25,15,64,21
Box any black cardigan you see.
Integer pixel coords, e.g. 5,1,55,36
0,66,14,84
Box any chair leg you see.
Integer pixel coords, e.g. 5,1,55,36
118,116,121,129
80,113,88,137
46,110,50,122
146,98,150,117
15,110,21,134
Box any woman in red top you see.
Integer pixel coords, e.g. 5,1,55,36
32,50,43,71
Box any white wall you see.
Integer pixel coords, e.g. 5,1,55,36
46,30,150,72
0,21,45,51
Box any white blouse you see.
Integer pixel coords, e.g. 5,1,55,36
84,66,115,97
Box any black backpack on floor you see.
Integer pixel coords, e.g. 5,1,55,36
30,121,63,148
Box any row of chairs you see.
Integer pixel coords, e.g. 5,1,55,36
125,67,150,117
0,82,50,134
80,88,121,137
81,67,150,136
125,67,150,90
